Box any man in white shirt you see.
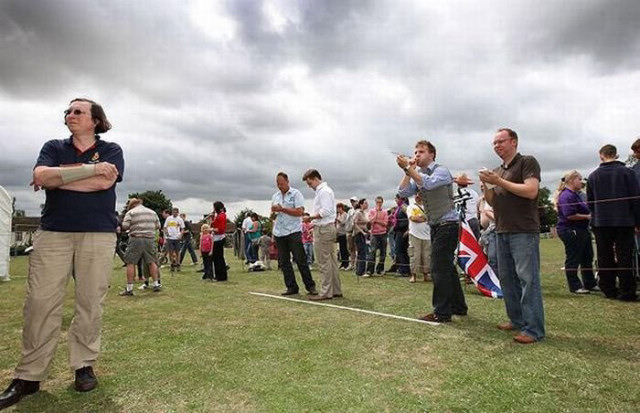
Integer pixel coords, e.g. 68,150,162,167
163,208,184,271
344,196,358,270
241,212,255,263
303,169,342,300
407,194,431,283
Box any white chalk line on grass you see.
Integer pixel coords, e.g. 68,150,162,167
249,292,442,326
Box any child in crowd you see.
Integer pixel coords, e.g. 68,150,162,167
301,213,315,267
258,231,273,270
200,224,214,280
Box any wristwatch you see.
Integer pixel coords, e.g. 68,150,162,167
403,166,410,174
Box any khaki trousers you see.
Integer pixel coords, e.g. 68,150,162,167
15,230,116,381
313,225,342,297
408,234,431,275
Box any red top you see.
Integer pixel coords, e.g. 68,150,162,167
212,212,227,236
200,234,213,253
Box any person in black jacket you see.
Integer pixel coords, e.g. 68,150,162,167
587,144,640,301
393,195,410,276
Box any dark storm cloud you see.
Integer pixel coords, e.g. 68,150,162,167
2,0,639,218
505,0,640,72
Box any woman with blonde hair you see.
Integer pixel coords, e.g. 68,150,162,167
553,170,598,294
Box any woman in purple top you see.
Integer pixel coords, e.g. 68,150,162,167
553,170,598,294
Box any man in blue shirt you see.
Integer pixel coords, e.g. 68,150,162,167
397,140,468,323
271,172,318,296
0,98,124,410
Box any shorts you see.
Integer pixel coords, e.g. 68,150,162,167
124,237,157,265
165,238,181,252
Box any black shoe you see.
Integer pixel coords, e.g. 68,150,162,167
453,311,468,316
0,379,40,409
281,290,299,296
617,294,638,302
306,290,319,296
196,269,205,273
74,366,97,392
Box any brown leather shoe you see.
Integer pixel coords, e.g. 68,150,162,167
497,322,516,331
513,334,537,344
418,313,451,323
309,295,332,301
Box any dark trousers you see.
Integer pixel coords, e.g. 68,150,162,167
366,234,387,274
180,238,198,264
275,232,316,293
557,228,597,291
593,226,637,299
354,232,368,276
202,252,214,279
337,234,349,268
212,240,228,281
394,231,410,275
430,222,467,318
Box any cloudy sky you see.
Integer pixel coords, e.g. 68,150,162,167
1,0,639,220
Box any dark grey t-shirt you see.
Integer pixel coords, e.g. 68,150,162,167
493,153,541,233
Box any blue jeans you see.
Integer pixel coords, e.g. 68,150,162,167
180,237,198,264
388,231,396,261
303,242,314,266
354,233,368,276
245,238,257,263
496,233,545,340
366,234,387,274
485,230,499,276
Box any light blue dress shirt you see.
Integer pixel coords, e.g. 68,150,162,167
272,187,305,237
397,161,458,223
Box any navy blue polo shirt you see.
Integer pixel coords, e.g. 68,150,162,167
35,136,125,232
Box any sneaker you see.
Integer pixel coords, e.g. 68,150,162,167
138,284,148,290
75,366,98,392
588,286,601,292
362,274,371,278
344,265,354,271
118,289,134,296
191,262,198,266
572,288,590,294
152,285,161,292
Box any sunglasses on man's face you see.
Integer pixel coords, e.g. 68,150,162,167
64,109,88,116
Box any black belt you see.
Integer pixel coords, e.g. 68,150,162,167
431,220,458,228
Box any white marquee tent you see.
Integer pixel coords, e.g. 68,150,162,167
0,185,12,281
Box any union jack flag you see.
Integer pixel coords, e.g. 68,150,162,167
457,219,503,298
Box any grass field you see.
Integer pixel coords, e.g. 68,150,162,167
1,238,639,412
